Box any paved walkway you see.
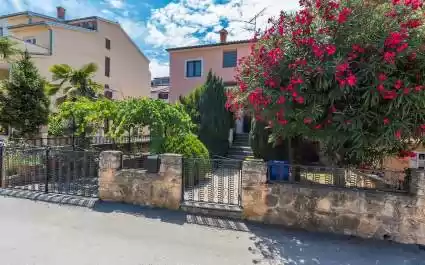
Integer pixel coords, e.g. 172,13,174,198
0,196,424,265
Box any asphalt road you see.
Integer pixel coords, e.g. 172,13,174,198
0,196,424,265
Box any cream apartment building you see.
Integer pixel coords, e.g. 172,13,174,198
0,7,151,100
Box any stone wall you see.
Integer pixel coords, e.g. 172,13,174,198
242,159,425,245
99,151,182,210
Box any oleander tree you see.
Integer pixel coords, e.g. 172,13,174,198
226,0,425,166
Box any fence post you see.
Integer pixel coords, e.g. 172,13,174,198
127,131,131,153
0,141,3,188
44,147,50,193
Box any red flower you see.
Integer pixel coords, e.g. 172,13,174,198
395,130,402,139
265,78,278,88
378,73,387,82
385,32,406,48
295,96,305,104
239,82,248,92
420,124,425,131
291,77,304,85
278,119,288,125
399,150,416,159
401,19,423,29
314,124,322,129
346,74,357,87
383,118,390,125
276,96,286,104
382,90,397,100
312,44,324,58
330,105,337,113
304,117,313,124
409,52,417,61
403,88,410,94
336,63,349,73
392,0,401,5
325,44,337,56
352,44,365,53
396,43,408,53
338,79,347,87
338,7,352,24
384,52,396,64
415,85,423,92
377,84,385,91
394,80,403,89
385,9,398,17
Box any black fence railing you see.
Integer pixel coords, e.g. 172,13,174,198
267,163,410,193
7,135,152,154
182,158,243,206
2,146,99,197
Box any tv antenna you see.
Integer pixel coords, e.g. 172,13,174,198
232,7,267,33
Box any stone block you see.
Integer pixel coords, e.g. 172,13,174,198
99,151,122,169
160,153,182,175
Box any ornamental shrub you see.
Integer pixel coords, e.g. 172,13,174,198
227,0,425,166
163,133,209,159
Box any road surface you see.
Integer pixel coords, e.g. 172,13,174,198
0,196,424,265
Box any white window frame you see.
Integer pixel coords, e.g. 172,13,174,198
184,58,203,79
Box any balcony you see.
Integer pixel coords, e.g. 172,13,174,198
8,36,49,55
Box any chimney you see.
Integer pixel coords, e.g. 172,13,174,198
219,28,228,43
57,6,66,20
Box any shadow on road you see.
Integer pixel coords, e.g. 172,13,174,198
93,201,425,265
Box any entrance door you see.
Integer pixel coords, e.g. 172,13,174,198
235,110,244,134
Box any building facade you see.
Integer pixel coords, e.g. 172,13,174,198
167,29,251,103
0,7,151,101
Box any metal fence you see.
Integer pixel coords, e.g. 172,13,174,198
182,158,243,206
267,163,410,193
8,135,151,154
2,146,99,197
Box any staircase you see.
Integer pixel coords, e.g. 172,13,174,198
227,133,254,160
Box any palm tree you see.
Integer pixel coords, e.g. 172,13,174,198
47,62,103,104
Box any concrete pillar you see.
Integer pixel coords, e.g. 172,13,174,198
241,159,268,221
98,150,122,201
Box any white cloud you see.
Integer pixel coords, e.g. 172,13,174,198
145,0,300,48
117,17,145,39
106,0,124,9
150,59,170,78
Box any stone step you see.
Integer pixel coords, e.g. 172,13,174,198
229,146,252,151
227,154,248,160
232,140,250,146
181,201,243,220
228,150,254,156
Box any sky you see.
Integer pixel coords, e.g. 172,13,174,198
0,0,300,78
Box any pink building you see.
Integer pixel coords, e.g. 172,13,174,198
167,29,251,103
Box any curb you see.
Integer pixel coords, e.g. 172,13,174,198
0,188,98,208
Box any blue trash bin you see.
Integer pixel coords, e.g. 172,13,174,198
268,160,289,181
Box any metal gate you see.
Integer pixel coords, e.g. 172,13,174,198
182,158,242,206
1,147,99,198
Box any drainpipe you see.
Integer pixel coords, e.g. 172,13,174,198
48,26,53,56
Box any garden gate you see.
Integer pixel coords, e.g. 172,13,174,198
182,158,243,207
0,145,99,198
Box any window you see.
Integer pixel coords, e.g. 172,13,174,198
105,57,110,77
185,60,202,78
223,50,237,68
105,38,111,50
24,37,36,45
158,92,169,100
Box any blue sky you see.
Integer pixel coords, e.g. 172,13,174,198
0,0,299,77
